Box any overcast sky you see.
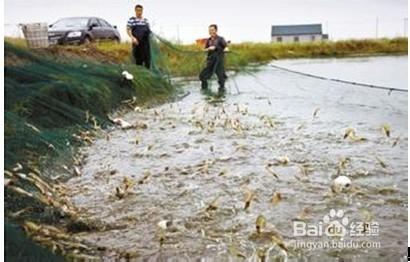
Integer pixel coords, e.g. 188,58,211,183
4,0,408,43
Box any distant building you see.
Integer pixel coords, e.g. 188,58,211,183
271,24,329,43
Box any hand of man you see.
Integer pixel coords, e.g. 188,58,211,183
132,37,139,45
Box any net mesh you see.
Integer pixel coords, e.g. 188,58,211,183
4,33,228,260
5,39,176,171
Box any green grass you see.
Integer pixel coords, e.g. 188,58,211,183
97,37,408,76
7,37,407,77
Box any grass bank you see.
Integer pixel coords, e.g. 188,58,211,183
6,37,408,77
99,37,408,76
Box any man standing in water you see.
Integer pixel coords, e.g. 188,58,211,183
127,4,151,69
199,24,228,93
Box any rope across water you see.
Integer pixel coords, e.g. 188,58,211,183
269,63,407,94
153,33,406,94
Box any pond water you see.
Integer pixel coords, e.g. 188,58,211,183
65,56,408,261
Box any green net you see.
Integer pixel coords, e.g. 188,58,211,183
4,37,182,259
4,31,239,260
5,40,175,170
151,33,207,76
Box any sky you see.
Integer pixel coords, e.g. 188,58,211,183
4,0,408,43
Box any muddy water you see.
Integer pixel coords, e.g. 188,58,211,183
65,56,407,261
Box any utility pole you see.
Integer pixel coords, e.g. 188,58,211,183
404,17,408,37
375,17,379,38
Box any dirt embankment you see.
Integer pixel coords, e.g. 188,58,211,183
5,45,128,67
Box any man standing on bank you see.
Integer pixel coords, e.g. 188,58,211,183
199,24,228,92
127,4,151,69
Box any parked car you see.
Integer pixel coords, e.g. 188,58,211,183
48,17,121,45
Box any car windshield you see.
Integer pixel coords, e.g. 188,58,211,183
52,18,88,28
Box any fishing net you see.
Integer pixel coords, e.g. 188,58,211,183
5,40,175,170
4,32,224,172
150,33,207,76
4,35,206,260
4,27,245,259
5,25,253,259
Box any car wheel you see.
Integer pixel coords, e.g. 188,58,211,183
83,36,91,45
113,37,120,44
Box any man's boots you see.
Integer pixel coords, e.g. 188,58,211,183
201,81,208,90
218,81,225,94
